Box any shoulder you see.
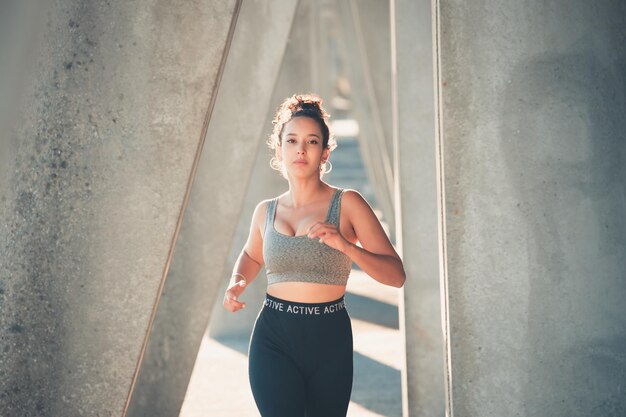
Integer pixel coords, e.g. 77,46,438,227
267,191,291,208
339,188,370,210
250,198,274,227
341,188,383,225
337,188,376,220
252,191,289,221
256,197,275,208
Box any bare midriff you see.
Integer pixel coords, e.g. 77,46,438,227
266,281,347,303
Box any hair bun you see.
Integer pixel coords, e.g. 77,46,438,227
290,94,324,116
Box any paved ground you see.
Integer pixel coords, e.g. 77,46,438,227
179,269,403,417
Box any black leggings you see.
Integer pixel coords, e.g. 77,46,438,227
248,293,354,417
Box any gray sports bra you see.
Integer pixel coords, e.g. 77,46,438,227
263,188,352,286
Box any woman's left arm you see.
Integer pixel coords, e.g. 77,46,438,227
309,189,406,288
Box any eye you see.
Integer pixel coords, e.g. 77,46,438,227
286,138,296,143
309,139,319,144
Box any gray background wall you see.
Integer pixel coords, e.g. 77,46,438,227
126,1,298,416
0,1,240,415
393,0,445,415
436,0,626,415
208,0,317,341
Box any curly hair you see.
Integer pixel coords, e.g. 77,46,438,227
267,93,337,178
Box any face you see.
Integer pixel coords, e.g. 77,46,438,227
277,116,330,178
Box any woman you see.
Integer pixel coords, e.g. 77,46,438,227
222,93,406,417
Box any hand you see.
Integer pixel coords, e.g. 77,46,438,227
307,222,351,253
223,280,247,312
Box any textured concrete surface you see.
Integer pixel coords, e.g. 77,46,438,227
208,0,319,340
393,0,445,416
0,1,49,192
181,270,403,417
0,1,237,416
335,0,396,239
126,1,298,417
436,0,626,416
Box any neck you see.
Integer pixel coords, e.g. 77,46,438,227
285,178,329,208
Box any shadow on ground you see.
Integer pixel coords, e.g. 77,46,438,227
352,351,402,417
345,291,399,329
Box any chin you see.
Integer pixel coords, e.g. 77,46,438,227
287,171,319,180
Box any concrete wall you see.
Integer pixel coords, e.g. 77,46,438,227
209,0,317,340
392,0,445,416
126,1,298,416
0,1,238,415
0,1,49,197
335,0,396,238
436,0,626,416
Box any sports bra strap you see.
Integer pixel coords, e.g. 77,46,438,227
265,198,277,235
327,189,343,225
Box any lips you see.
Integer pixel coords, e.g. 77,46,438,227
294,159,307,164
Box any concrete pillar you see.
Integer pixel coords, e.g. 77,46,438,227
0,1,237,416
392,0,445,416
436,0,626,416
0,1,49,195
125,1,298,416
350,0,394,165
208,0,319,340
334,0,396,239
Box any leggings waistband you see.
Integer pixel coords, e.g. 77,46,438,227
263,293,346,315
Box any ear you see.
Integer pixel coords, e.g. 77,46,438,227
322,148,330,161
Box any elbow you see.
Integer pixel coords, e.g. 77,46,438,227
396,274,406,288
393,269,406,288
396,259,407,288
387,259,406,288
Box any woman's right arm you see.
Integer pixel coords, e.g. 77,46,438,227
223,200,268,312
